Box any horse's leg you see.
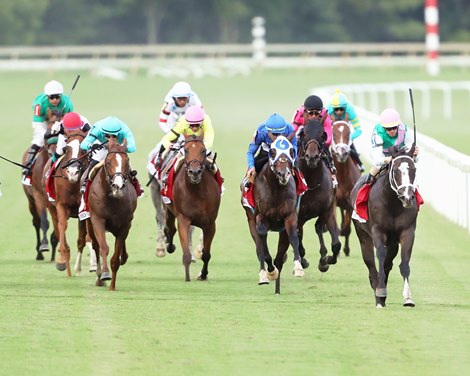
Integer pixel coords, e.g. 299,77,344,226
297,224,309,269
341,207,352,257
86,233,97,272
48,204,64,270
189,226,196,262
315,218,329,272
56,205,72,277
150,180,166,257
27,195,43,260
73,219,87,276
34,190,50,254
256,215,278,280
197,223,215,281
324,209,342,266
372,229,388,304
50,230,58,262
164,209,177,254
194,227,204,260
274,231,290,295
176,216,192,282
91,217,111,282
244,210,268,284
109,228,131,291
86,220,105,287
284,213,303,278
399,229,416,307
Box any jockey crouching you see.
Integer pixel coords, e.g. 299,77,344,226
242,113,307,209
153,105,224,201
78,116,144,220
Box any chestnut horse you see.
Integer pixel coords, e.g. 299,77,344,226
164,134,221,282
242,135,303,294
86,138,138,290
297,120,341,272
330,120,361,256
45,130,88,276
350,147,419,308
22,108,59,261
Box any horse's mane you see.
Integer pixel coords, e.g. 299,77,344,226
303,119,326,144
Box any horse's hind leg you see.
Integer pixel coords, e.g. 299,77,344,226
315,219,329,272
150,180,166,257
164,209,177,254
297,225,309,269
86,220,105,287
50,231,58,262
27,195,43,260
176,216,192,282
197,224,215,281
74,219,87,276
324,210,341,266
342,208,352,257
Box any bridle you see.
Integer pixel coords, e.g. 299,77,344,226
104,150,130,186
389,155,416,199
330,121,352,159
183,139,206,182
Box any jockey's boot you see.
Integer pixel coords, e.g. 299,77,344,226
22,144,41,186
81,159,99,193
350,144,365,172
365,173,376,186
130,170,145,198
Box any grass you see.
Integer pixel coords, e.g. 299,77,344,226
0,67,469,375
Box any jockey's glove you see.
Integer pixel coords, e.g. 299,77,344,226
51,121,62,134
90,144,102,153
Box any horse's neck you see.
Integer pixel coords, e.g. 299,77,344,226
301,160,325,185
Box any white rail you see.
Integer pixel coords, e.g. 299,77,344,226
314,83,470,234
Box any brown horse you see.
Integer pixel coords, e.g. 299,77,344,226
86,138,138,290
297,120,341,272
22,108,59,261
350,147,419,308
45,130,88,276
164,134,221,282
242,135,302,294
330,120,361,256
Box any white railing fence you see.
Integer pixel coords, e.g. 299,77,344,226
314,83,470,234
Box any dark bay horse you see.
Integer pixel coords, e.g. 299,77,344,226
164,134,221,282
350,147,419,308
45,130,88,276
86,138,137,290
297,120,341,272
330,120,361,256
22,108,59,261
242,135,303,294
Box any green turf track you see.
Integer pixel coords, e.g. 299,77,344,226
0,67,469,375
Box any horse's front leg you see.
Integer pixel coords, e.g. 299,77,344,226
256,215,277,281
245,210,268,285
324,209,342,266
297,224,309,269
86,219,105,287
342,208,352,257
372,228,388,303
150,179,167,257
35,191,51,254
400,228,416,307
197,223,215,281
274,231,290,295
74,219,87,276
90,217,111,282
164,208,177,254
284,213,303,278
177,216,192,281
109,229,130,291
315,218,329,272
56,205,72,277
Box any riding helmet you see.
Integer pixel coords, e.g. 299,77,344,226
171,81,192,98
304,95,323,110
44,80,64,96
379,108,401,128
185,106,205,124
99,116,123,135
330,89,348,108
63,112,83,130
264,113,287,133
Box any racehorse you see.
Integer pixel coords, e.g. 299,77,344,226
242,135,303,294
350,146,419,308
22,108,59,261
86,138,138,290
163,134,221,282
330,120,361,256
297,120,341,272
45,130,88,276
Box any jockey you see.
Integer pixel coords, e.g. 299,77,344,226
154,105,224,191
22,80,73,186
158,81,203,134
327,89,364,172
45,112,91,162
79,116,143,220
366,107,420,184
244,113,305,191
148,81,203,177
292,95,337,186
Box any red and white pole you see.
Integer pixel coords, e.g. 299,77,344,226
425,0,440,76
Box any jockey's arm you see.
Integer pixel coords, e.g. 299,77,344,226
122,126,136,153
158,102,172,133
202,114,214,151
370,132,389,167
348,107,362,140
80,127,99,151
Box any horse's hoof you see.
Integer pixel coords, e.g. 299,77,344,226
95,278,106,287
343,248,350,257
56,262,66,272
318,262,329,273
266,267,279,281
258,270,270,285
36,253,45,261
166,243,176,254
197,272,208,281
293,260,304,277
300,258,309,269
100,272,112,281
403,298,415,307
326,255,337,265
155,249,166,257
376,303,385,309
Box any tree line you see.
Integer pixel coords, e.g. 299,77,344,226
1,0,469,46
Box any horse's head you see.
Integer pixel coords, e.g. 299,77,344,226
105,138,130,198
62,130,87,183
300,120,324,168
183,134,206,184
330,120,351,163
46,108,61,128
389,152,417,208
268,136,295,185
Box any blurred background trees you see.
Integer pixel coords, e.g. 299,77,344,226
0,0,468,45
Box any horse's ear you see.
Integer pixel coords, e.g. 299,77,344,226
408,143,416,157
287,131,295,142
321,131,327,143
122,138,128,149
289,147,295,160
269,148,277,160
199,129,205,140
267,132,275,142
